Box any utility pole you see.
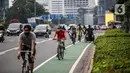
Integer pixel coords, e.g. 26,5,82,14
3,8,5,24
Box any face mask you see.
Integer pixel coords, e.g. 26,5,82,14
24,32,30,36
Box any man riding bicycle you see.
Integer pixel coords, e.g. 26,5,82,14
17,25,36,73
68,25,77,43
77,24,84,41
53,26,66,55
84,25,94,41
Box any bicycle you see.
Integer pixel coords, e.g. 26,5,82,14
71,33,76,44
20,51,32,73
78,31,82,42
53,39,65,60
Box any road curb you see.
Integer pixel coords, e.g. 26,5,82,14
84,45,95,73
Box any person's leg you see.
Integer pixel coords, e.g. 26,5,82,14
29,49,36,73
63,41,65,50
21,53,26,73
30,63,34,73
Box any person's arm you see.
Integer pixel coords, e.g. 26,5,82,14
31,40,35,55
18,40,22,55
53,31,57,39
17,34,22,59
64,31,66,40
31,33,36,55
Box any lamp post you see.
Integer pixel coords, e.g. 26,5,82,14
2,8,5,24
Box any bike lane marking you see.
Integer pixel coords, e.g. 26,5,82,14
34,42,91,73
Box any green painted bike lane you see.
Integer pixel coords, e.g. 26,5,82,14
34,42,90,73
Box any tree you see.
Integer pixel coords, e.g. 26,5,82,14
6,0,49,23
109,0,130,33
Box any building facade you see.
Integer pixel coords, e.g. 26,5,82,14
0,0,9,20
64,0,89,14
37,0,96,25
49,0,64,14
97,0,117,25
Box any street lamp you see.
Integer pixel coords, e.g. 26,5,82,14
2,8,5,23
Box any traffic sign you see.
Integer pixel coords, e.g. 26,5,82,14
59,14,64,20
42,15,48,20
115,4,125,15
50,14,57,20
67,14,73,19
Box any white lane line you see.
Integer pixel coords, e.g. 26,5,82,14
36,38,52,44
9,40,15,42
33,44,74,72
33,54,57,71
69,42,92,73
0,39,52,56
33,40,83,72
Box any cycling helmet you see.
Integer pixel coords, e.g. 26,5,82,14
24,25,32,31
72,25,76,28
57,25,62,30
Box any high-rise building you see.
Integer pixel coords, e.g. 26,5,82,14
0,0,9,20
64,0,89,14
97,0,117,25
49,0,64,14
0,0,9,9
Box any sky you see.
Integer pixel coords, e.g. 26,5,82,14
9,0,13,7
95,0,98,6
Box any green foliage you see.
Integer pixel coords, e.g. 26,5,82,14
6,0,49,23
92,29,130,73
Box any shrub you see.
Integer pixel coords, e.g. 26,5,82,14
92,29,130,73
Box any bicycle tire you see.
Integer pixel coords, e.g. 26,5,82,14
57,46,61,60
26,66,30,73
60,48,64,60
22,60,26,73
72,34,76,44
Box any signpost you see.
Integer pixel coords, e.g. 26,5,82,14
115,4,125,15
67,14,73,20
50,14,57,20
42,15,48,20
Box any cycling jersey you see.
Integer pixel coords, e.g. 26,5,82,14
54,29,66,41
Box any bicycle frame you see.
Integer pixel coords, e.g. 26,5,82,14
57,40,65,60
21,51,32,73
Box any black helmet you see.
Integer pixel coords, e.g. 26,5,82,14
57,25,62,30
24,25,32,31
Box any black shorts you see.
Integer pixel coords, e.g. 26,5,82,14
21,45,36,63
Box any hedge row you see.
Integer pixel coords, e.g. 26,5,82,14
92,29,130,73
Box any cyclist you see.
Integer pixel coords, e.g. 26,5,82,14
69,26,77,42
53,25,66,55
17,25,36,73
77,24,84,41
62,26,66,31
85,25,94,41
46,26,49,38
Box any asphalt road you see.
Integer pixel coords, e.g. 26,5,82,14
0,32,74,73
0,30,104,73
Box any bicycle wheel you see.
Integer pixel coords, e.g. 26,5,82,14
60,48,64,60
57,46,62,60
22,60,26,73
78,35,81,41
26,66,30,73
72,34,76,44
